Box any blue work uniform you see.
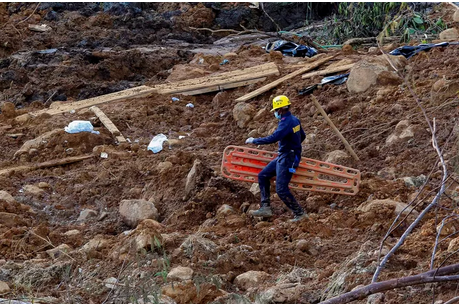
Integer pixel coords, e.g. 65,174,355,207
253,111,306,216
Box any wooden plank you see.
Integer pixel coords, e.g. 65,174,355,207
235,55,335,102
90,106,127,143
180,77,266,95
301,63,354,79
0,155,94,176
154,62,278,90
155,65,279,95
26,86,156,118
311,95,359,161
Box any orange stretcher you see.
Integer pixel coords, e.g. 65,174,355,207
221,145,361,196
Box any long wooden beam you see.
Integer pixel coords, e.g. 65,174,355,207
235,55,335,102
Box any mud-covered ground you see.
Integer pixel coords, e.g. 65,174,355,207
1,2,459,304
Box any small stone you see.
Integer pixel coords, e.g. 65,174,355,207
0,191,15,204
330,203,337,209
439,28,459,40
454,10,459,22
368,47,378,53
296,239,308,252
22,185,45,196
350,105,362,116
1,102,16,118
64,229,81,236
104,277,118,289
234,271,270,291
77,209,98,221
167,266,194,281
0,281,10,295
119,199,158,228
46,244,72,259
216,204,235,216
38,182,51,189
233,102,255,128
432,78,447,92
324,150,351,165
248,129,258,137
167,139,182,149
157,161,173,173
14,113,31,124
223,52,238,59
253,108,268,121
28,148,39,156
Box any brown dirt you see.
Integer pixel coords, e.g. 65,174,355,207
1,3,459,304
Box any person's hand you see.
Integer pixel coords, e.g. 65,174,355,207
245,137,254,144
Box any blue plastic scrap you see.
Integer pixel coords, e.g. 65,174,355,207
389,42,452,59
265,40,318,58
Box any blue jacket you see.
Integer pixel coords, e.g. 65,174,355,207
253,111,306,161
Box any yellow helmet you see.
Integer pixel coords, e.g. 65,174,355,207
271,95,291,112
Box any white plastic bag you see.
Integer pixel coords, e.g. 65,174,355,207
64,121,99,134
147,134,168,153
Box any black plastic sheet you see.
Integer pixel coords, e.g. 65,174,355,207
298,73,350,95
389,42,453,59
265,40,318,58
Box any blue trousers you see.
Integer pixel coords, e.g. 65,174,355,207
258,153,304,216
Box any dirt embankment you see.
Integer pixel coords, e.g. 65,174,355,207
1,2,459,304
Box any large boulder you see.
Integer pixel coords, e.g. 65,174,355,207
234,270,270,291
119,199,158,227
439,28,459,40
233,102,255,128
358,199,419,217
346,55,406,94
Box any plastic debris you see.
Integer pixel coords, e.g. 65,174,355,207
100,152,108,159
265,40,318,58
186,103,194,108
298,73,350,95
220,59,230,65
64,121,100,134
389,42,453,59
179,135,186,139
35,48,58,55
171,97,180,102
147,134,168,153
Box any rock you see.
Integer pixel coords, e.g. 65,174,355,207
0,281,10,295
326,99,345,113
22,185,45,196
37,182,50,189
77,209,97,221
437,221,457,237
13,113,31,124
448,237,459,252
248,129,258,137
162,280,224,304
385,120,415,146
296,239,308,252
104,277,118,289
304,133,316,145
64,230,80,236
216,204,235,217
350,105,362,117
439,28,459,40
265,283,308,303
81,236,111,253
324,150,351,165
157,161,173,173
223,52,238,59
233,102,255,128
212,91,229,110
249,183,260,195
376,88,392,97
0,191,15,204
119,199,158,228
180,235,217,260
358,199,419,217
13,129,63,159
377,167,396,180
184,159,201,199
454,10,459,22
234,270,270,291
432,78,447,92
367,293,384,304
1,102,16,118
402,175,427,187
347,55,406,93
167,266,194,281
368,47,378,53
341,44,354,55
253,108,268,121
46,244,72,259
376,70,402,86
431,79,459,103
167,139,182,149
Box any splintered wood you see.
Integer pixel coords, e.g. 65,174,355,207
90,106,127,143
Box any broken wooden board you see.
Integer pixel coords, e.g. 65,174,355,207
301,63,354,79
153,62,279,95
23,86,156,118
235,55,335,102
90,106,127,143
0,155,94,176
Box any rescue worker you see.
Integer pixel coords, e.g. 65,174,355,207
245,95,307,222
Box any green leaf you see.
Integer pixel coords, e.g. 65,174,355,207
413,17,423,24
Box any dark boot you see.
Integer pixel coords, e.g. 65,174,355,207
249,206,273,217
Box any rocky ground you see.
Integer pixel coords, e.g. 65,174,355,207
1,2,459,304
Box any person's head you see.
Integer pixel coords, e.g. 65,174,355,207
271,95,291,119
